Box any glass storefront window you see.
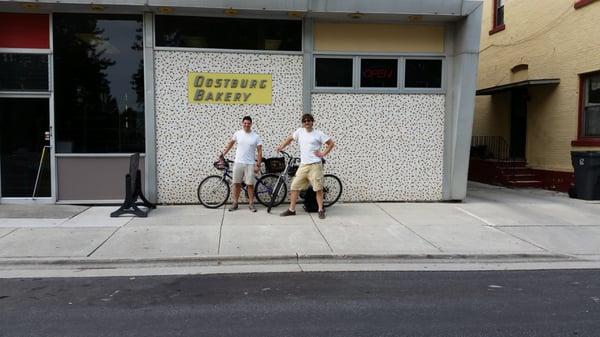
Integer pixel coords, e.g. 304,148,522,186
0,53,48,91
360,59,398,88
315,58,353,88
155,16,302,51
405,59,442,88
53,13,144,153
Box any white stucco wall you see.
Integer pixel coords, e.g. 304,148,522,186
155,50,446,203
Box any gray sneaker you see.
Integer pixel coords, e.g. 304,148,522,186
248,204,257,212
280,209,296,217
228,203,238,212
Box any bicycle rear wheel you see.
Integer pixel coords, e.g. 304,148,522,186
322,174,342,207
255,174,287,207
197,175,230,208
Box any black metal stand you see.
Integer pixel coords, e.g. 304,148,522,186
111,153,156,217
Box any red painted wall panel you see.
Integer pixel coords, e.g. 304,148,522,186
0,13,49,49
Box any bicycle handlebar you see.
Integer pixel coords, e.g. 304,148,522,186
277,150,300,164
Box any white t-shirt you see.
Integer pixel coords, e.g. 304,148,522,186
293,128,330,164
232,130,262,165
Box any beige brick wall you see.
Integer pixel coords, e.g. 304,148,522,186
475,0,600,172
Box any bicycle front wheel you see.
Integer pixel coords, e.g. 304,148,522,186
197,175,230,208
322,174,342,207
256,174,287,208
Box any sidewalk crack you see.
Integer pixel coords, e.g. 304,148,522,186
375,203,444,252
0,228,19,240
216,204,226,260
309,213,334,253
86,219,131,257
296,252,304,272
489,225,555,254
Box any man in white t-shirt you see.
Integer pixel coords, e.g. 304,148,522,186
222,116,263,212
276,113,335,219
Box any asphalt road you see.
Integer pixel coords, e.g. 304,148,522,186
1,270,600,337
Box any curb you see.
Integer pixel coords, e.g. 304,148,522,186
0,252,576,269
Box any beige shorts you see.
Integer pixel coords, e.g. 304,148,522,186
290,162,324,191
232,163,255,185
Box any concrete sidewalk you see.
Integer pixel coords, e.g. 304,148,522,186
0,182,599,277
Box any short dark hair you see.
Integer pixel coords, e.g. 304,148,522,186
301,113,314,122
242,116,252,123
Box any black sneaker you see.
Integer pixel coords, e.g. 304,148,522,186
280,209,296,217
248,204,257,212
318,210,326,219
228,203,238,212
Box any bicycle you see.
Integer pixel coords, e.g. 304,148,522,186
197,157,282,209
254,151,343,213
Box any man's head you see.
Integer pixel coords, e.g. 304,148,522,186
242,116,252,132
301,113,314,131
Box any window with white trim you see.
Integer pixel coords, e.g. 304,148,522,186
582,73,600,137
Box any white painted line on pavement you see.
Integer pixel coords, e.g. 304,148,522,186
455,206,497,227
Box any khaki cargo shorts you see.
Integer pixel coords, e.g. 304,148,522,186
232,163,255,185
290,162,324,191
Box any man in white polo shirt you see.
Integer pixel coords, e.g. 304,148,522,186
222,116,263,212
276,113,335,219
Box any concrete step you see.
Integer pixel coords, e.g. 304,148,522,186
505,180,544,188
497,160,527,168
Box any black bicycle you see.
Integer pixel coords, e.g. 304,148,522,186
197,157,282,208
254,151,343,213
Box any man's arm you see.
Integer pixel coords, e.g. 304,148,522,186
276,135,294,152
255,145,263,172
222,139,235,157
315,139,335,158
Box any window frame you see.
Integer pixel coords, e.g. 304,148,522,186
0,49,51,95
573,71,600,146
489,0,506,35
153,14,304,55
358,57,400,91
312,55,356,91
403,57,445,92
312,54,445,94
52,13,146,154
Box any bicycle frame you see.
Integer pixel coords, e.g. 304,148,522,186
266,151,300,212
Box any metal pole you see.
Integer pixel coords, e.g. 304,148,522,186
32,145,50,199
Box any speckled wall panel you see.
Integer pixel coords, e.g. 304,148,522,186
155,51,445,203
311,94,445,201
155,51,304,203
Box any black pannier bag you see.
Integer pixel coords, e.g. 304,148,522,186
288,164,299,176
302,186,319,212
264,157,285,173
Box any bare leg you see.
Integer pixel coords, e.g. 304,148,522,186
247,185,254,206
232,183,241,204
316,189,324,211
289,190,300,211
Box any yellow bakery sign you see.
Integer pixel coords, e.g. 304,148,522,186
188,72,272,105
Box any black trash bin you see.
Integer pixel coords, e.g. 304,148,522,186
571,151,600,200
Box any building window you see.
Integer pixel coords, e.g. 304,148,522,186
582,73,600,138
314,56,443,92
315,58,353,88
360,59,398,88
155,16,302,51
490,0,506,35
53,14,145,153
405,59,442,89
0,53,48,91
